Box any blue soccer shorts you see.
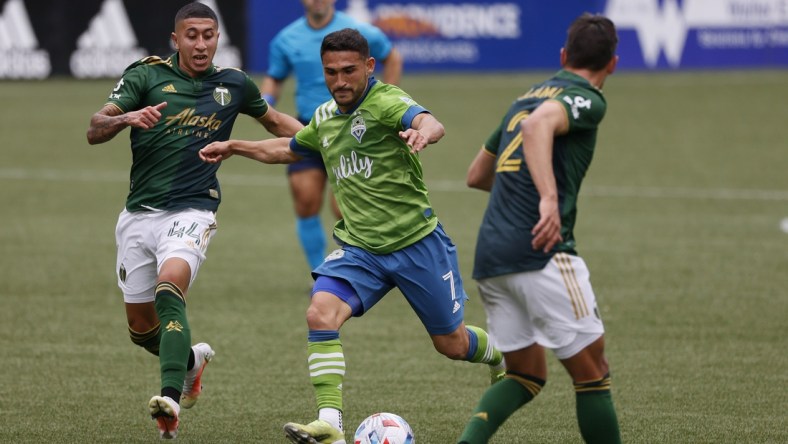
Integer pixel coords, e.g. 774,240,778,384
312,224,468,335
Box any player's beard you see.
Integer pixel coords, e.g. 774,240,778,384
332,86,363,109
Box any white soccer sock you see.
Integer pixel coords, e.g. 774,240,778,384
319,407,343,432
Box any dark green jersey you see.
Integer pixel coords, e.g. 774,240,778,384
105,53,268,212
473,70,607,279
291,79,438,254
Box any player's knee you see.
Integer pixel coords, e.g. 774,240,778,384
129,323,161,356
294,197,323,217
433,338,468,360
305,299,346,330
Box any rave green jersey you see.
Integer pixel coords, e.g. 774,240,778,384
290,78,438,254
104,53,268,212
473,70,607,280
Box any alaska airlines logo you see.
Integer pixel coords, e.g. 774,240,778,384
164,108,222,130
331,151,373,185
605,0,788,68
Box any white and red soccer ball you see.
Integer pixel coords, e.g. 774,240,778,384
354,412,415,444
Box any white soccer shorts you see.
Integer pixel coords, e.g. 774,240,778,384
477,252,604,360
115,208,217,303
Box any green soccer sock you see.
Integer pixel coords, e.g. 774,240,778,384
154,282,191,402
307,330,344,411
465,325,503,366
457,373,544,444
575,374,621,444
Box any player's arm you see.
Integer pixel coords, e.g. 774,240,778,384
86,102,167,145
260,76,284,108
379,47,403,85
199,137,301,165
256,106,303,138
521,100,570,253
466,147,496,192
399,112,445,153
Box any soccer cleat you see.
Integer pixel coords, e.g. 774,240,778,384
283,420,346,444
180,342,215,409
149,395,180,439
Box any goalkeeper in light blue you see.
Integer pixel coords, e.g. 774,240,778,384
199,28,503,444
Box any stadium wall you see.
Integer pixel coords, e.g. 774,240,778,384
1,0,786,79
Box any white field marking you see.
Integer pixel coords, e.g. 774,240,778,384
2,167,787,201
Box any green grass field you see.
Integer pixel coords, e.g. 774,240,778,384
1,70,787,443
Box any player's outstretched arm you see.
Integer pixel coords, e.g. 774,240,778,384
199,138,301,165
87,102,167,145
257,106,303,138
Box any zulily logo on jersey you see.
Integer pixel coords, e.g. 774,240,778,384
331,151,373,185
164,108,222,130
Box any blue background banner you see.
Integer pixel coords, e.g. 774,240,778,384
1,0,786,79
247,0,788,73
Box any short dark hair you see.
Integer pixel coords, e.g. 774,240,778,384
174,2,218,28
321,28,370,59
564,13,618,71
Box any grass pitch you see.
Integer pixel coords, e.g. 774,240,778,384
1,70,786,443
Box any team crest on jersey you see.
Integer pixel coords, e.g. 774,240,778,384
350,114,366,143
213,86,231,106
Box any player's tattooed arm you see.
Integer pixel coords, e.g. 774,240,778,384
87,102,167,145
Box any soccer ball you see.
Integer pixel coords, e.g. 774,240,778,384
353,412,415,444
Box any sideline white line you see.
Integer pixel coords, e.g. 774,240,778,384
2,167,787,201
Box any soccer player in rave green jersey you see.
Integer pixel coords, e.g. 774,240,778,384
457,14,622,444
86,3,301,440
200,28,504,444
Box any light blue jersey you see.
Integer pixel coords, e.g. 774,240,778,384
266,11,393,120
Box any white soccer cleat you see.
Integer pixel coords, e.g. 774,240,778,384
180,342,215,409
149,395,180,439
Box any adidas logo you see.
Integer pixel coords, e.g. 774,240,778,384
70,0,145,78
0,0,52,79
162,84,177,93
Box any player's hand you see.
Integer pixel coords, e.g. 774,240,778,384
199,141,233,163
399,129,428,153
125,102,167,130
531,198,562,253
